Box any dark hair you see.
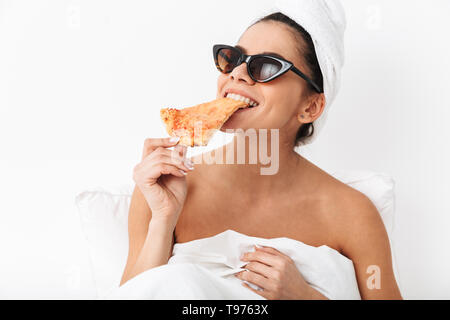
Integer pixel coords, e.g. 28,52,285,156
251,12,323,146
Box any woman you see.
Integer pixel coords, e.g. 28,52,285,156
117,7,402,300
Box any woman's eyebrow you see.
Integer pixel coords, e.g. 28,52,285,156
235,45,287,60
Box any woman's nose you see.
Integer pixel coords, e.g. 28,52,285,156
229,62,255,84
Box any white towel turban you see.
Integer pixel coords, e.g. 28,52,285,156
249,0,347,145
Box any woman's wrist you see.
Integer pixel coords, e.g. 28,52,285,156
145,217,175,251
149,214,178,231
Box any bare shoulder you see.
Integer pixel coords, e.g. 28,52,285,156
304,160,380,219
332,178,386,245
306,163,388,253
331,177,382,225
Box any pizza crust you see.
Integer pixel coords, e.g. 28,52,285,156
160,97,248,146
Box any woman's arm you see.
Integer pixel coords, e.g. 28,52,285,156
119,186,174,286
119,138,191,286
338,191,402,299
119,186,152,286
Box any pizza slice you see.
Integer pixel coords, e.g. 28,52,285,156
160,97,248,147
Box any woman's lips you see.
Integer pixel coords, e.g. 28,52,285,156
224,92,259,108
232,104,260,116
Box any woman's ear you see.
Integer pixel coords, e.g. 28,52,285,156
297,93,326,124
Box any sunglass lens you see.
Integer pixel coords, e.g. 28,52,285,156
249,57,282,81
216,48,240,73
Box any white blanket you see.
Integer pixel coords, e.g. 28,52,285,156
107,229,361,300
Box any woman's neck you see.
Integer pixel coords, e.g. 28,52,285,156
198,132,307,196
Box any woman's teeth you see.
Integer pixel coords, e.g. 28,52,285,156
225,93,259,108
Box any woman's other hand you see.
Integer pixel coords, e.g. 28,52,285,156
235,246,328,300
133,137,193,227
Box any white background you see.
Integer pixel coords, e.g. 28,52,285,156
1,0,449,299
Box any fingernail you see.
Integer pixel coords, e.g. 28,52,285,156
169,136,180,143
179,169,187,176
184,159,194,170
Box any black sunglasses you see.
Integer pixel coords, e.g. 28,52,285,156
213,44,322,93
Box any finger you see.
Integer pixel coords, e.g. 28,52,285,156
255,246,289,259
235,270,270,292
243,261,273,279
174,144,188,159
142,137,180,159
241,282,270,300
147,146,179,159
150,146,185,165
146,148,193,172
148,162,186,179
241,250,284,269
170,147,193,170
256,246,294,266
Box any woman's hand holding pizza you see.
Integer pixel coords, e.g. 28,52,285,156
133,137,194,227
